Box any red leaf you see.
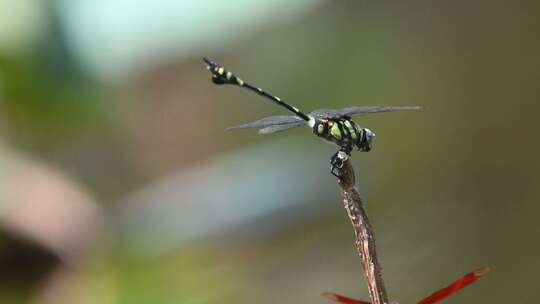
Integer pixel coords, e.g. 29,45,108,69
418,266,490,304
322,292,370,304
322,266,489,304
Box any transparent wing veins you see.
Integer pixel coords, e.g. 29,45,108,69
226,106,421,133
226,115,304,132
258,123,303,134
310,106,422,119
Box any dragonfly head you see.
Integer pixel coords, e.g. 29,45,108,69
357,128,375,152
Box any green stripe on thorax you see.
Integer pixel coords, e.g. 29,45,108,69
343,120,357,139
329,122,342,140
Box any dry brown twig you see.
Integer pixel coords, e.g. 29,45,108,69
328,151,489,304
333,151,390,304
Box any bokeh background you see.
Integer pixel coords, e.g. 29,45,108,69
1,1,539,303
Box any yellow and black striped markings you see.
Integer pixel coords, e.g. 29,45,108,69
314,118,360,146
213,65,244,86
329,121,342,140
343,120,357,140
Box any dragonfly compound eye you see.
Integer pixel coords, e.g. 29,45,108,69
357,128,375,152
365,128,375,144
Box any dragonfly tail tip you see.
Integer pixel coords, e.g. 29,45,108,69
202,57,214,68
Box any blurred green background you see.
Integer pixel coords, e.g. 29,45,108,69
0,1,538,303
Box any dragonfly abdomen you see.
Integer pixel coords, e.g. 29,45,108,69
203,57,244,86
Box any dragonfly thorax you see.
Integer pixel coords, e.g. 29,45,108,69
312,117,375,152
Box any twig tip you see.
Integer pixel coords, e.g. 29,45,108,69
473,266,491,277
322,292,339,301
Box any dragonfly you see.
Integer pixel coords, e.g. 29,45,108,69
203,57,421,176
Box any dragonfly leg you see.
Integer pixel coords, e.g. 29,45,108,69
330,146,352,177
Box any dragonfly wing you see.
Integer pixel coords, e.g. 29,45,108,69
310,106,421,119
309,108,341,119
336,106,422,117
226,115,303,131
258,122,304,134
